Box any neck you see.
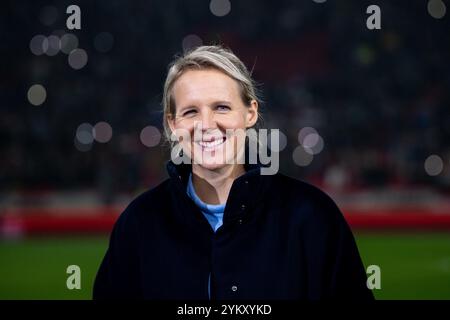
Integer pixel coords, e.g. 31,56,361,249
191,163,246,205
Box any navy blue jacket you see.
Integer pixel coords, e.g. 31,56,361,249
93,159,374,300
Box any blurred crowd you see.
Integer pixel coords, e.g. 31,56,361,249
1,0,449,203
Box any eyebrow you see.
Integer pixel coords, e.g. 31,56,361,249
211,100,232,105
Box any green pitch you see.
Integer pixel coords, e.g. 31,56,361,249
355,231,450,300
0,232,449,299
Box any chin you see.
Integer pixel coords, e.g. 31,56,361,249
193,153,236,170
196,163,224,171
194,157,226,170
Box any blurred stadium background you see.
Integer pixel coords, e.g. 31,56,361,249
1,0,450,299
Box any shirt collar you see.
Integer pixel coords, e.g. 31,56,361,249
186,172,226,214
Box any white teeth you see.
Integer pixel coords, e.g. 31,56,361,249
198,138,225,149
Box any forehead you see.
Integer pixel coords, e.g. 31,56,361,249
172,69,241,107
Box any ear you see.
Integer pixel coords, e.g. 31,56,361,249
246,99,259,128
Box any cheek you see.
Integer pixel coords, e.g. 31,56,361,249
172,123,194,146
218,113,247,130
175,120,195,131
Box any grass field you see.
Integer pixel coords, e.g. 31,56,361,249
0,232,449,299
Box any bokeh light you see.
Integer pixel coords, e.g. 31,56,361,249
45,35,60,56
210,0,231,17
428,0,446,19
302,133,319,149
93,122,113,143
29,35,48,56
76,123,94,145
324,165,348,190
60,34,79,54
303,133,324,155
424,154,444,176
140,126,161,147
298,127,317,144
68,49,88,70
298,127,325,155
27,84,47,106
293,145,314,167
182,34,203,52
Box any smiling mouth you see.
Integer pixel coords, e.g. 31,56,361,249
196,137,226,151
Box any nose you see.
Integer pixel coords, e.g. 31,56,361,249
196,109,217,132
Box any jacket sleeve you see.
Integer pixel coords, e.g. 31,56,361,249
302,189,375,300
327,204,375,300
92,204,142,299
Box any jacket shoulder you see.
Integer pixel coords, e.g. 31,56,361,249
272,172,344,225
128,178,171,210
274,172,336,203
114,178,172,226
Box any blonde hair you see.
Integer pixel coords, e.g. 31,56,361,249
161,45,264,148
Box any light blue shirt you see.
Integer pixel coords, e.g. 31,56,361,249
186,172,225,299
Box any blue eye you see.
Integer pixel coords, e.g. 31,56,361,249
217,105,230,111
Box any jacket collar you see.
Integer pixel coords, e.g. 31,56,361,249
165,153,273,225
166,159,266,187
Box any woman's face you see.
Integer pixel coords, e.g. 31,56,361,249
168,68,258,171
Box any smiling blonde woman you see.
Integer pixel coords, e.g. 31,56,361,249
93,45,374,300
